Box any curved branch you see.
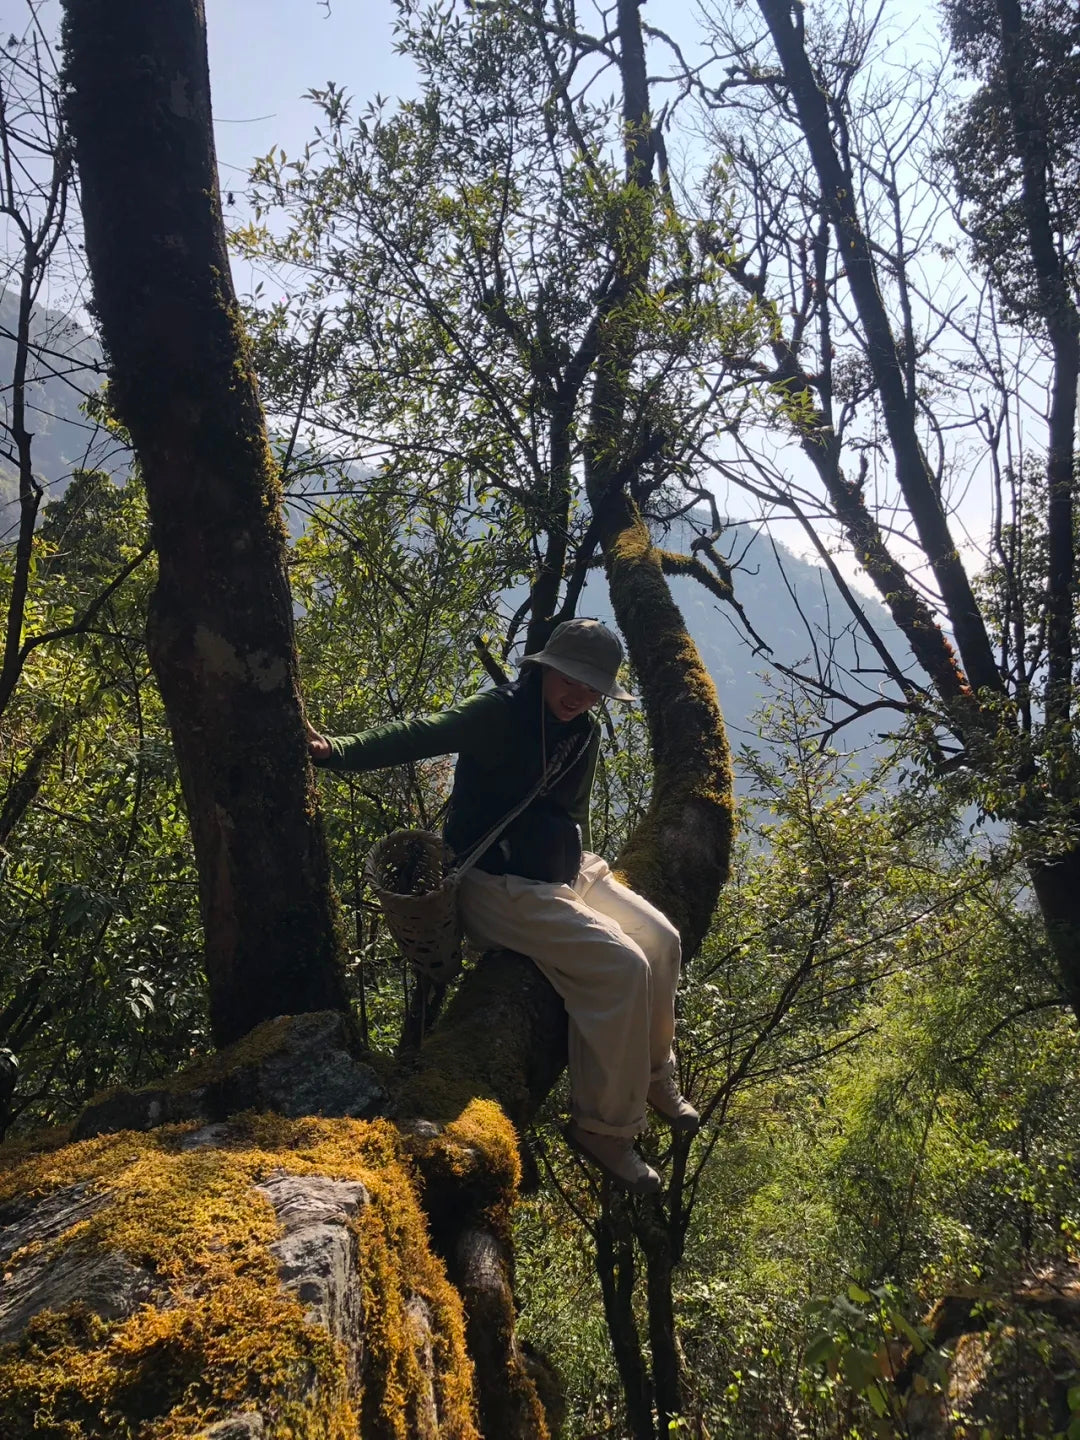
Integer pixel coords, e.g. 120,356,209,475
656,547,774,655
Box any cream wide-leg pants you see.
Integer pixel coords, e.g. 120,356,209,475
458,852,683,1137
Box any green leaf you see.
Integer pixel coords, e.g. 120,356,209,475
804,1332,837,1368
893,1312,926,1354
848,1283,872,1304
866,1382,888,1417
841,1346,879,1392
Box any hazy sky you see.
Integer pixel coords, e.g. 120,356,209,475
1,2,416,200
203,0,936,186
197,0,977,578
207,0,415,190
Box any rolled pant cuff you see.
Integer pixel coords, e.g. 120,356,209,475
573,1113,646,1139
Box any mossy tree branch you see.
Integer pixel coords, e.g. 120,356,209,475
606,507,735,958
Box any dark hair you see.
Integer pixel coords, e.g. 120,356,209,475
508,665,542,699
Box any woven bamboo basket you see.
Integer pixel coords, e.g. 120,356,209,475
365,829,463,983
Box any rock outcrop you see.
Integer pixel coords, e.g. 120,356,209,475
0,1012,555,1439
73,1011,387,1142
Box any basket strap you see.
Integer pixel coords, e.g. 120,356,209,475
448,731,589,881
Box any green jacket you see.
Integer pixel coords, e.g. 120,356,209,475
317,674,600,858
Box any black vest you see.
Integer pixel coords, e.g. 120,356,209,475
443,671,595,878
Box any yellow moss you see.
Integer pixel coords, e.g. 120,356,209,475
401,1099,522,1238
442,1101,521,1194
0,1115,480,1440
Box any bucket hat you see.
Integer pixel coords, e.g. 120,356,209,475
520,618,635,702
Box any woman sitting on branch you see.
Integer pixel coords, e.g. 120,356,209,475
307,618,698,1195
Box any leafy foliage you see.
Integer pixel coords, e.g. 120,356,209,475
514,696,1077,1437
238,0,769,663
1,474,204,1130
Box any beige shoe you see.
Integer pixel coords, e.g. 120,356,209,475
564,1122,661,1195
647,1072,700,1134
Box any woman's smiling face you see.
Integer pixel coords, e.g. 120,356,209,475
542,666,603,722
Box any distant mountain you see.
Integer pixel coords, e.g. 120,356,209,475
0,289,114,519
562,513,917,778
269,466,918,770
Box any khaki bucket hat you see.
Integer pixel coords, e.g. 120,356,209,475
520,618,635,702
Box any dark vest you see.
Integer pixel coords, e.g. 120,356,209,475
443,671,594,877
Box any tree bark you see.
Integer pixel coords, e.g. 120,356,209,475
755,0,1003,705
595,1205,655,1440
639,1200,682,1432
992,0,1080,739
603,498,734,954
1026,850,1080,1019
61,0,349,1045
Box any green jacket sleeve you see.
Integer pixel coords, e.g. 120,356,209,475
315,690,505,772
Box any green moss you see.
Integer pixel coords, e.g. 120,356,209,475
0,1115,480,1439
604,508,735,953
391,952,563,1143
164,1014,301,1095
76,1013,356,1127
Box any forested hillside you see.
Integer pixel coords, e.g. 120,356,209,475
0,290,107,511
1,1,1077,1437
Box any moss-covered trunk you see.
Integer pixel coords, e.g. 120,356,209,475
583,0,734,958
603,498,734,956
579,7,735,1434
61,0,348,1045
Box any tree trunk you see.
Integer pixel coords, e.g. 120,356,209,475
61,0,349,1045
754,0,1003,706
577,6,736,1431
602,497,734,954
1027,847,1080,1019
595,1203,655,1440
993,0,1079,735
583,0,735,956
639,1201,682,1431
754,0,1080,1028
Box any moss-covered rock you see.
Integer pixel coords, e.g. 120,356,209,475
898,1265,1080,1439
0,1113,480,1438
3,1001,565,1440
74,1013,388,1142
